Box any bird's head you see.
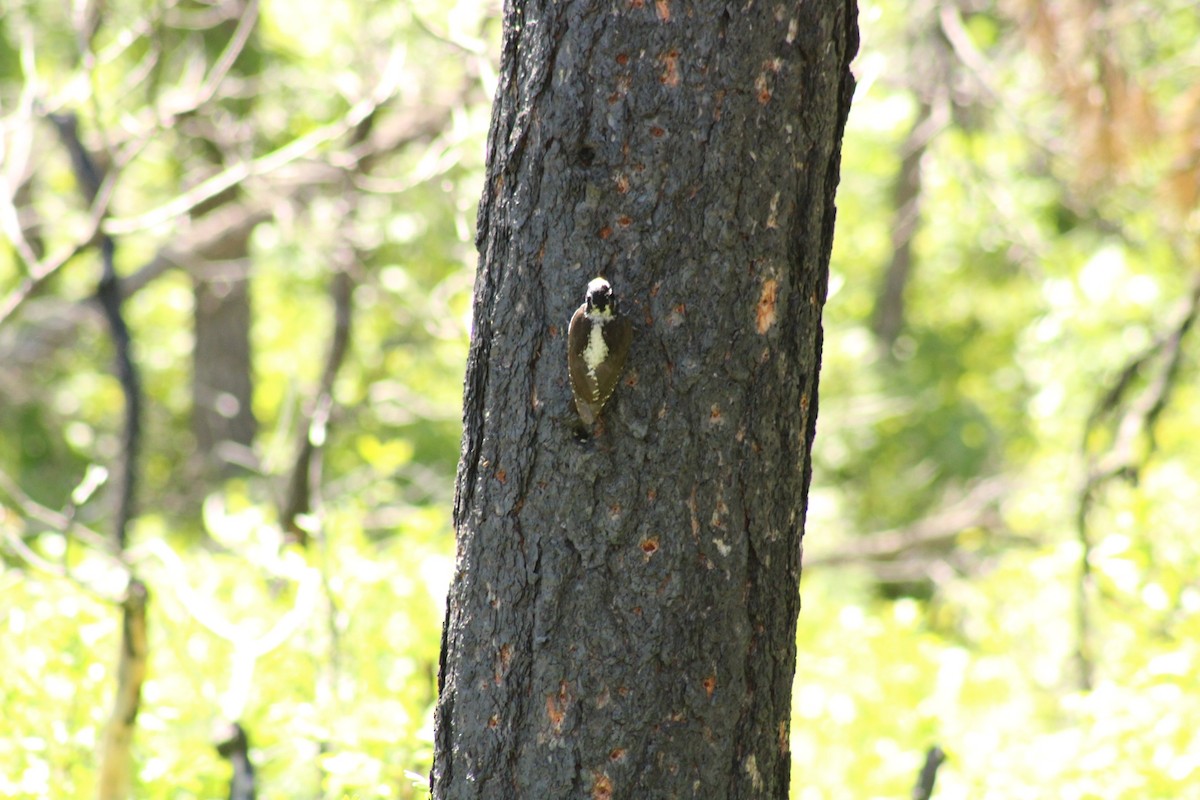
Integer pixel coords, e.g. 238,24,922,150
585,277,615,318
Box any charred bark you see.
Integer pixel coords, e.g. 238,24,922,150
435,2,857,797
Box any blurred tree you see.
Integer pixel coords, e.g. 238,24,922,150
0,1,492,796
184,0,263,477
432,1,857,797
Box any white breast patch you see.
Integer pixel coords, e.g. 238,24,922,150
583,323,608,382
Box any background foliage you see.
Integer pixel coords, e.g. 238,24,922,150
1,0,1198,798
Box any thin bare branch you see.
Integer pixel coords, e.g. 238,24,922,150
193,0,261,109
103,45,407,236
804,478,1013,569
0,162,119,327
1073,270,1200,690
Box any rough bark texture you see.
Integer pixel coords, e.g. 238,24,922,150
435,2,857,798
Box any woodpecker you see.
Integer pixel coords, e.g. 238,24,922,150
567,277,633,428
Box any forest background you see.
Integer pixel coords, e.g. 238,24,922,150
1,0,1198,798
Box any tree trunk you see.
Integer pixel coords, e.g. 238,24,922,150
434,2,857,797
192,256,257,468
189,1,262,477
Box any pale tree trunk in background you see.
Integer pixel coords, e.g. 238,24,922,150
192,255,257,467
434,1,857,797
189,2,261,476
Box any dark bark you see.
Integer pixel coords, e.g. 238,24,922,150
49,112,142,549
215,722,258,800
871,1,953,352
435,2,857,798
280,267,355,543
911,745,945,800
871,98,930,350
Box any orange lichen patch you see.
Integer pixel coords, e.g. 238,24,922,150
655,0,670,21
609,747,626,762
616,52,630,65
496,469,507,484
756,278,778,334
617,214,633,227
703,674,717,698
640,536,660,556
592,772,613,800
629,0,644,7
755,72,772,104
614,173,630,193
709,404,722,423
546,681,571,732
660,50,680,86
546,701,563,728
650,126,666,138
599,225,613,239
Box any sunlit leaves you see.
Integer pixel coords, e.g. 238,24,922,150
803,0,1200,794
